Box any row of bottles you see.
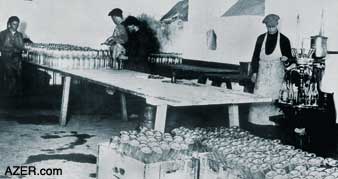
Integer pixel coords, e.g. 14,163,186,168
24,43,113,69
280,81,319,106
148,53,183,65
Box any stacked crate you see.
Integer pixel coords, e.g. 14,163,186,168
97,142,199,179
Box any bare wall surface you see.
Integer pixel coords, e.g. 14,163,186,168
175,0,338,64
0,0,178,48
1,0,337,63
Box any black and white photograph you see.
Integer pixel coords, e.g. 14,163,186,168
1,0,338,178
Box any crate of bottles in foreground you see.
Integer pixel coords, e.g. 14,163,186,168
97,126,338,179
97,142,199,179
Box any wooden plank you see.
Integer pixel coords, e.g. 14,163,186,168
120,93,128,121
228,104,239,127
97,143,146,179
97,142,197,179
154,104,168,133
25,62,272,107
60,76,71,126
63,69,271,106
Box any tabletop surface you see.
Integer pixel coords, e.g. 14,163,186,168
28,63,272,106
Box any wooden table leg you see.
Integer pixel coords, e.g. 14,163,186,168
228,104,239,127
120,93,128,121
60,76,71,126
154,104,168,133
225,80,232,89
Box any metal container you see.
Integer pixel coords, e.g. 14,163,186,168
310,35,328,59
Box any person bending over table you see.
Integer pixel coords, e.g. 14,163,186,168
102,8,128,63
248,14,295,137
122,16,160,73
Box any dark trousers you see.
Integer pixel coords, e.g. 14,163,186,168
0,54,22,96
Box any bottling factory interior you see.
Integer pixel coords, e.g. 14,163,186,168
1,0,338,178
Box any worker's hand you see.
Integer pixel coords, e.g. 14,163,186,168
250,73,257,83
119,55,128,61
285,63,296,71
280,56,288,62
101,41,109,45
101,37,113,45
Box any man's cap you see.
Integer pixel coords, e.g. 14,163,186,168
108,8,123,17
122,16,140,26
262,14,279,27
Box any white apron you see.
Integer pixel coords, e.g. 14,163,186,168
248,32,285,125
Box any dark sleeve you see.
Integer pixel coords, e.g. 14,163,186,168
250,34,264,74
280,34,295,63
137,29,160,60
0,31,5,51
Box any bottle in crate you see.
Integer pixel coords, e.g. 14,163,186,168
142,106,155,129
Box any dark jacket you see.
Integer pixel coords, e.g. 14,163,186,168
125,23,160,73
0,29,24,55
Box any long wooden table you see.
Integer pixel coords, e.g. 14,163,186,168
26,62,272,132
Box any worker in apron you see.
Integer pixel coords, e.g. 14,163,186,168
248,14,294,137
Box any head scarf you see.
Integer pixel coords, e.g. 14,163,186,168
7,16,20,25
122,16,140,26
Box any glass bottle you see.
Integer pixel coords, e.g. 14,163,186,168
293,84,298,105
287,82,294,104
312,83,319,106
280,81,289,102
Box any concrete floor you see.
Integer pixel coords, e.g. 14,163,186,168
0,83,229,179
0,109,139,179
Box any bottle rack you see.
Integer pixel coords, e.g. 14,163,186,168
148,53,183,65
278,48,325,108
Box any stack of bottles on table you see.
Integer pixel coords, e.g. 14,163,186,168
279,48,324,107
148,52,183,65
200,126,338,179
24,43,112,69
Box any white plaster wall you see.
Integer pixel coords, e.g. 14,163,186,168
0,0,178,48
1,0,337,64
173,0,338,64
266,0,338,50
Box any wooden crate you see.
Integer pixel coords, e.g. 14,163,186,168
97,142,198,179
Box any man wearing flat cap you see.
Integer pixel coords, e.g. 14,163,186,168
0,16,24,96
102,8,128,65
248,14,294,135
